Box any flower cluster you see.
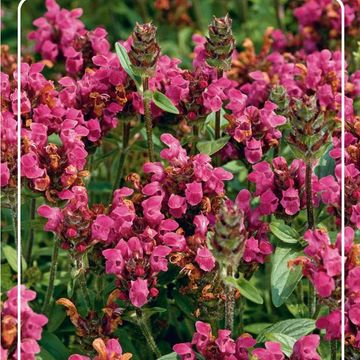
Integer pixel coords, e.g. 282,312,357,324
344,227,360,351
38,185,100,252
69,338,132,360
292,229,342,341
248,157,314,217
173,321,321,360
1,285,48,360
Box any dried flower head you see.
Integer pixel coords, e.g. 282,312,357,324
128,22,160,76
205,14,235,71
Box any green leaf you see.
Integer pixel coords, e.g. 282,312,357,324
2,245,27,272
39,332,71,360
46,304,67,332
157,353,178,360
315,145,335,178
153,91,179,114
123,307,167,324
196,136,230,156
224,277,263,304
257,318,316,343
271,246,302,307
265,333,296,357
269,220,300,244
115,42,135,80
244,323,272,335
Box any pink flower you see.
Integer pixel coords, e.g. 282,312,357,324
160,133,188,167
252,341,284,360
142,195,164,225
192,321,211,352
349,304,360,326
185,182,203,206
290,335,321,360
245,138,263,164
102,248,124,275
1,285,47,359
129,278,149,308
350,204,360,229
235,335,257,359
0,162,10,187
168,194,187,218
173,343,196,360
316,310,341,340
193,214,209,238
195,247,216,272
259,189,278,215
215,330,236,354
21,152,44,179
280,188,300,215
91,215,114,242
150,245,171,272
37,205,64,233
226,88,247,116
312,271,335,298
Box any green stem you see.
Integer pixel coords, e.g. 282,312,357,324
238,295,245,334
143,77,155,162
224,265,235,332
215,69,223,141
192,0,204,31
25,198,36,265
273,0,284,30
238,0,248,24
10,204,18,248
75,256,92,312
192,124,199,155
330,340,337,360
136,309,161,358
308,279,316,318
42,236,60,313
305,159,316,316
135,0,150,22
305,159,315,230
114,121,131,190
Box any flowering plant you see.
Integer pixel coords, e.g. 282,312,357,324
1,0,359,359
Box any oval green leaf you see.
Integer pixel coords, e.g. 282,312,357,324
271,246,303,307
153,90,179,114
225,276,263,304
269,220,300,244
115,42,135,80
196,136,230,156
257,318,316,343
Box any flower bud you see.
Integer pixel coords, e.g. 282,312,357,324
128,22,160,76
211,200,246,268
205,14,235,71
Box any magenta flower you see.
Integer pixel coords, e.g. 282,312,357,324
0,162,10,187
244,138,263,164
252,341,284,360
290,335,321,360
185,182,203,206
129,278,149,308
191,321,212,352
280,188,300,215
1,285,48,359
195,247,216,272
168,194,187,218
316,310,341,341
150,246,172,272
91,214,114,242
173,343,196,360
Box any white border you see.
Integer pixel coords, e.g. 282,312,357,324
336,1,345,359
15,1,346,359
17,1,27,358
